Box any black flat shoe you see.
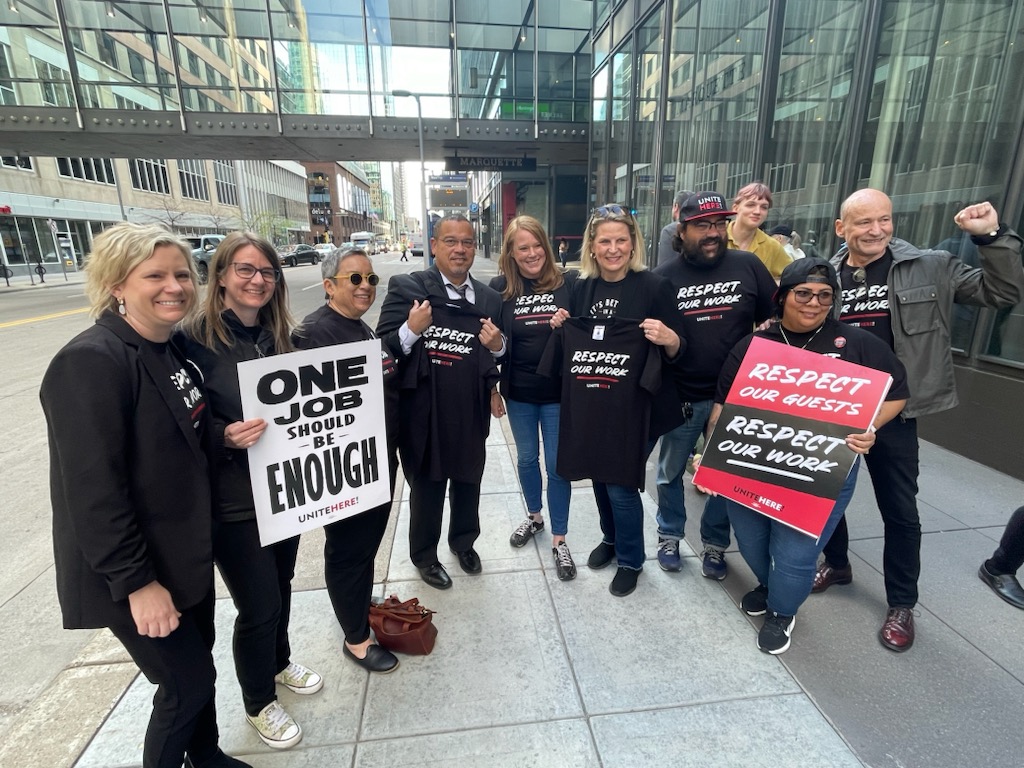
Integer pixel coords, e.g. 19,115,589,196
979,563,1024,609
609,566,640,597
184,750,253,768
343,643,400,673
418,562,453,589
452,547,482,574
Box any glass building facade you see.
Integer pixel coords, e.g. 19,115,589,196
593,0,1024,476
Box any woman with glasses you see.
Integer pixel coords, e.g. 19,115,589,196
180,233,322,752
491,216,579,580
703,258,908,654
292,247,401,674
553,204,686,596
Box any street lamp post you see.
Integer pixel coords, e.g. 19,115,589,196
392,89,431,265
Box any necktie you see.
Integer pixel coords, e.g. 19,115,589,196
450,283,469,301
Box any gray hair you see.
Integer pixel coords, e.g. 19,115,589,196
320,246,370,280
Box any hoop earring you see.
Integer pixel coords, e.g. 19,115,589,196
117,297,126,315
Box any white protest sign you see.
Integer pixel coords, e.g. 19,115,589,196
237,339,391,546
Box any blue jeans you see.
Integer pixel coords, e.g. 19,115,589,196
728,459,861,617
592,438,657,570
506,399,571,536
655,399,730,549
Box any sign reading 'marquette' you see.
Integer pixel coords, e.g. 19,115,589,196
238,339,390,546
694,337,891,539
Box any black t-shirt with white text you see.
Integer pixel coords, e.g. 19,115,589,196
838,252,895,349
538,316,662,489
654,250,776,401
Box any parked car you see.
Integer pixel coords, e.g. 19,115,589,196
186,233,225,283
313,243,336,257
278,243,320,267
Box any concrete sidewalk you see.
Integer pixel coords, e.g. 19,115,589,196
12,415,1023,767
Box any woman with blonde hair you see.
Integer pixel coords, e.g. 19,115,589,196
41,223,250,768
180,232,322,752
491,216,578,580
551,205,685,596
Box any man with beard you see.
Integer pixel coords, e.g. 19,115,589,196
652,192,777,578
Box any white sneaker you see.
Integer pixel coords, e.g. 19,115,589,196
274,661,324,695
245,700,302,750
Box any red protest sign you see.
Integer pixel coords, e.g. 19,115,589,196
694,337,891,538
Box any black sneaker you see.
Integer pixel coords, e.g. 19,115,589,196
587,541,616,569
758,611,795,655
701,546,727,580
509,517,544,547
552,542,577,581
741,584,769,616
609,566,640,597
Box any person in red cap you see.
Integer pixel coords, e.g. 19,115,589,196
653,192,777,580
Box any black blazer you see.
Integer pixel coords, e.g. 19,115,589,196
376,266,503,359
40,313,215,629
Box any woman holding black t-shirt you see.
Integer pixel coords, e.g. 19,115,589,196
553,205,686,597
705,258,908,655
491,216,578,580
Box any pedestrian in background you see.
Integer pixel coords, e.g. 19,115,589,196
181,233,322,751
727,182,793,280
41,223,250,768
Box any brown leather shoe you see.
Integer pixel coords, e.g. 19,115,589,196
811,561,853,593
879,607,915,652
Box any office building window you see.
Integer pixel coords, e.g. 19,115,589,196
56,157,116,185
213,160,238,206
130,158,170,194
178,159,209,201
1,156,32,170
0,44,16,105
34,58,73,107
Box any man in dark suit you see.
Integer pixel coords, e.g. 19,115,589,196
377,215,505,589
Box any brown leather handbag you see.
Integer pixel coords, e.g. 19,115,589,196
369,595,438,655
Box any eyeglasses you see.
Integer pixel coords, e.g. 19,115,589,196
790,288,834,306
231,262,281,283
332,272,380,286
689,219,729,233
439,237,476,249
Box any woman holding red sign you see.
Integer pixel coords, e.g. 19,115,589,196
704,258,908,654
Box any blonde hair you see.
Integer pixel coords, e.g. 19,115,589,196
84,222,195,318
580,205,646,278
184,231,294,353
498,215,564,300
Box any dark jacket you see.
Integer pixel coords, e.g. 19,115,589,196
573,269,686,438
831,231,1024,418
376,266,503,360
177,310,276,522
41,313,215,629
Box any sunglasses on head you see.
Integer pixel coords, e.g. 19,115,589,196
593,204,633,218
332,272,380,286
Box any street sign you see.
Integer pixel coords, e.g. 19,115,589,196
469,203,480,214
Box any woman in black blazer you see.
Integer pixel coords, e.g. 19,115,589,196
40,223,249,768
180,233,321,752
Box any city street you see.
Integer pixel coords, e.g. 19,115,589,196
0,249,501,748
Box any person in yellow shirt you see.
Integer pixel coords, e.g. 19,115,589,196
726,182,792,281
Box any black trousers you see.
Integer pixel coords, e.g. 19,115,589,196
408,476,481,567
324,500,391,644
821,416,922,608
108,588,220,768
214,519,300,716
988,506,1024,575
